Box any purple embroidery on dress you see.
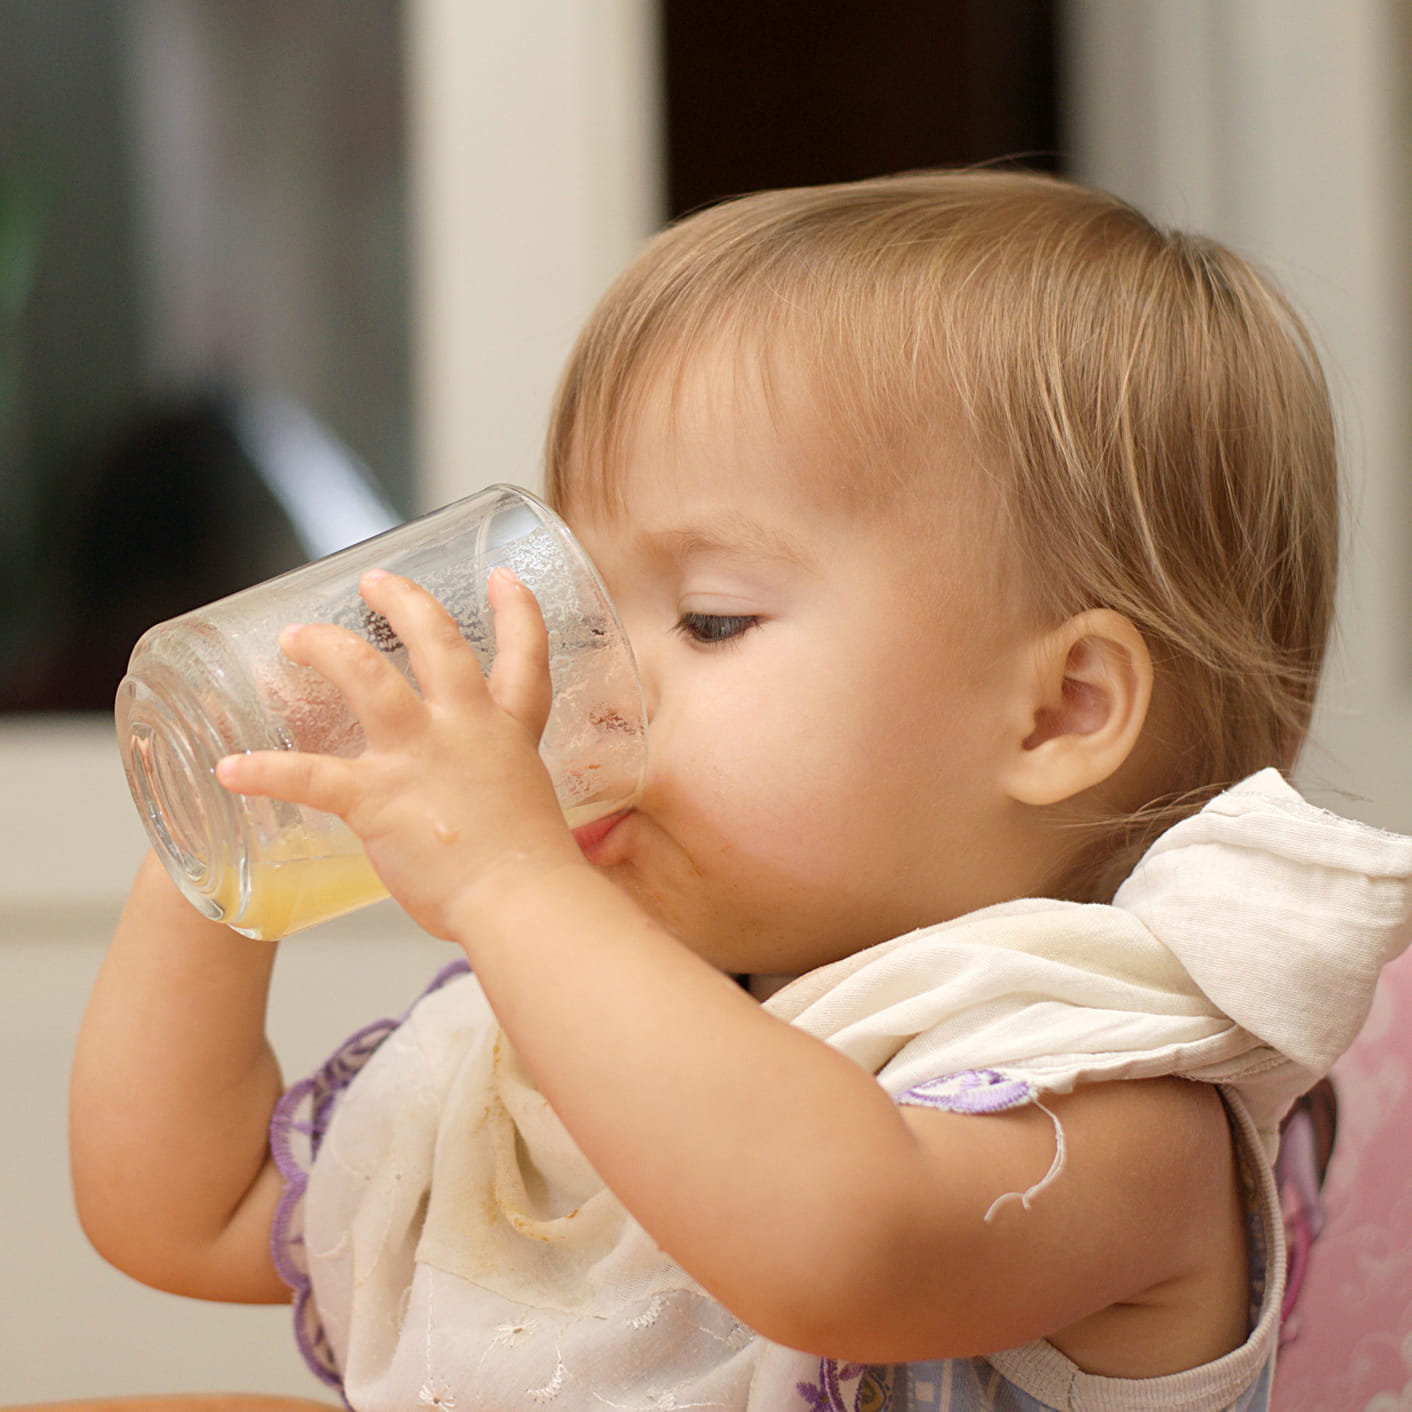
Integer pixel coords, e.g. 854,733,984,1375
269,958,472,1397
796,1359,894,1411
896,1069,1037,1115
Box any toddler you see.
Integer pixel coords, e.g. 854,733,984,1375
72,170,1412,1411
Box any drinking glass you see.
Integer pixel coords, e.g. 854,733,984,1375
116,484,645,938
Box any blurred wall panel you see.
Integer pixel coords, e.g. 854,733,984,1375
1064,0,1412,831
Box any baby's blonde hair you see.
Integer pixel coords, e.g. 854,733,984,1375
547,169,1339,899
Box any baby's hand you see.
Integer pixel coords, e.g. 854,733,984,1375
216,568,584,940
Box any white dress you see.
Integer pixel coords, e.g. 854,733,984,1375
270,770,1412,1410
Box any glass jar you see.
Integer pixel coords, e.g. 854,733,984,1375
116,484,645,938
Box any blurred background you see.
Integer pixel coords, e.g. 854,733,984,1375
0,0,1406,1400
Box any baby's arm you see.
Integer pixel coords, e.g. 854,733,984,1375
70,852,289,1303
217,572,1241,1366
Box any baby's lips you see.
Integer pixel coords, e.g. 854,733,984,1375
571,810,631,859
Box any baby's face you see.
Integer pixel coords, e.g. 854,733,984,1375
561,355,1041,977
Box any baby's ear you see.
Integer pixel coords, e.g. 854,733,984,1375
1001,610,1153,808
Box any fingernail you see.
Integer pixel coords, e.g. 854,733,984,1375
490,567,522,587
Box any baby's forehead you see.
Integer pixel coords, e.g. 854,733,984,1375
561,376,996,574
558,329,943,512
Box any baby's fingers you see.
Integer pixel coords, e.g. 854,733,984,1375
486,568,553,739
279,619,422,747
216,749,361,820
357,570,488,706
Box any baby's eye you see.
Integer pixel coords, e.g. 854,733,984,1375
675,612,760,645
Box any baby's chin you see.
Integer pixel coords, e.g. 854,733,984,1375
585,830,874,974
597,872,759,971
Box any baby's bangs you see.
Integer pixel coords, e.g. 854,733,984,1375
545,218,967,517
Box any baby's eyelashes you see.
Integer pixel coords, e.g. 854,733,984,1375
674,612,761,646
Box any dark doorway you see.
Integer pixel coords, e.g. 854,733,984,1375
661,1,1063,219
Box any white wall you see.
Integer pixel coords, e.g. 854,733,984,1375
1064,0,1412,830
0,2,661,1401
408,0,662,509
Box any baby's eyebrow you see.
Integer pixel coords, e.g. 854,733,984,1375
649,516,817,571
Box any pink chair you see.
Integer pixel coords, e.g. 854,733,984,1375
1273,946,1412,1408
